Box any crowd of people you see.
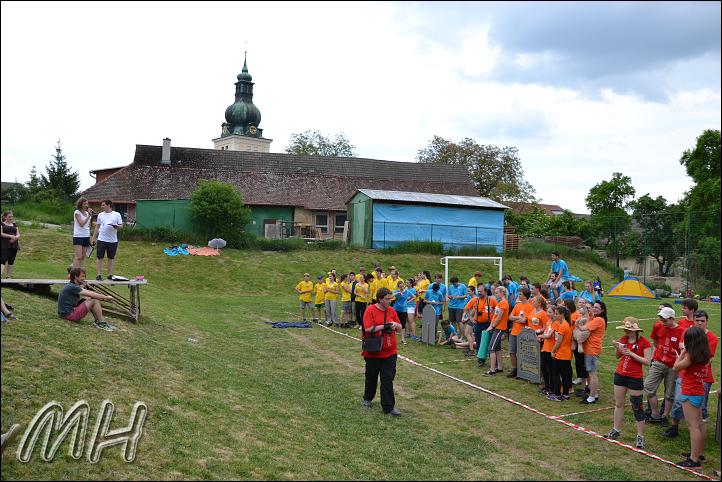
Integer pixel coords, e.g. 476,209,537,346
1,199,124,330
294,254,718,467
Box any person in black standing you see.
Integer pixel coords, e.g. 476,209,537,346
361,287,403,416
1,211,20,279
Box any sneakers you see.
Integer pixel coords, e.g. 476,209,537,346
547,394,563,402
603,428,621,440
539,388,550,396
580,397,598,404
662,425,679,438
96,275,103,281
385,408,401,417
477,359,486,368
560,394,570,400
648,415,669,426
484,369,497,376
635,435,645,449
506,369,518,378
571,378,582,385
680,453,706,462
93,320,115,332
361,399,372,408
676,458,701,468
402,339,408,345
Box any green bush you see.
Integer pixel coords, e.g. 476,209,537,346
314,239,344,250
1,200,74,225
645,280,672,292
120,226,205,245
188,180,252,248
381,241,443,255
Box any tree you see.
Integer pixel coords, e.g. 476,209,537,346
585,172,636,267
188,180,252,247
284,130,357,157
679,129,721,286
630,194,683,276
416,136,537,203
39,140,80,202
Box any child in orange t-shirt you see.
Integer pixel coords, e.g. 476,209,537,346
548,305,574,401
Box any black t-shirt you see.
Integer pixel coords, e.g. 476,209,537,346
1,222,18,250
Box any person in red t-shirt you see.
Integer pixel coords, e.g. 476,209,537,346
664,310,718,438
603,317,652,449
678,299,698,330
361,287,402,416
644,306,684,424
673,327,712,468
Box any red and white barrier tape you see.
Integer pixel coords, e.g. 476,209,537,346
308,320,718,481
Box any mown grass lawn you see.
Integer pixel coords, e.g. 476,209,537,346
1,225,719,480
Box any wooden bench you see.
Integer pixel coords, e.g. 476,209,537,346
1,278,148,323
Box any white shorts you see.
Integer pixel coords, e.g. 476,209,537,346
406,308,415,316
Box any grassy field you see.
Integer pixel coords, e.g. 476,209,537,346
1,225,720,480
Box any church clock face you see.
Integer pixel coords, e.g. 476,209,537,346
249,126,257,135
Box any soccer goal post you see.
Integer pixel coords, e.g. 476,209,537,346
440,256,503,286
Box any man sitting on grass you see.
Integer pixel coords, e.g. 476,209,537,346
58,267,115,331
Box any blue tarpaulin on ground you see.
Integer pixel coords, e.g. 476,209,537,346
371,203,504,252
265,321,313,329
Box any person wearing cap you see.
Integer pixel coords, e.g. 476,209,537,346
644,306,684,425
294,273,314,321
603,317,652,449
663,310,718,439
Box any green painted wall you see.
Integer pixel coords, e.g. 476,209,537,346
347,192,372,247
136,200,293,238
136,199,192,232
246,205,294,237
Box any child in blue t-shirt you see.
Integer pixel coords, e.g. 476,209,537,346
425,283,444,319
559,281,577,301
437,319,470,348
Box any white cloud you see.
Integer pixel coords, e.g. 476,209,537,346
1,2,719,216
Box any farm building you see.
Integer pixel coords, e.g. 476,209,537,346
346,189,508,251
81,57,478,239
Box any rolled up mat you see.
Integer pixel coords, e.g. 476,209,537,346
477,329,491,360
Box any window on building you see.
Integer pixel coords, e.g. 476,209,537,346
334,213,347,234
314,213,328,234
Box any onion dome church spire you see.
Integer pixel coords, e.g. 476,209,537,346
213,52,272,152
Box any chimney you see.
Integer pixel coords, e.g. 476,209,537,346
161,138,171,165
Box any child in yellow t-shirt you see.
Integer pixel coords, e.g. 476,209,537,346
339,273,353,327
313,276,326,323
295,273,314,321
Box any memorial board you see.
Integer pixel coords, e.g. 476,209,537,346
517,327,541,383
421,304,437,345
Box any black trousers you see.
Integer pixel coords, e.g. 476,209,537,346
573,349,588,380
355,302,367,326
364,354,397,412
551,358,573,395
541,351,553,389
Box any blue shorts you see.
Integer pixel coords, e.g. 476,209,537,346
681,395,704,408
584,354,599,372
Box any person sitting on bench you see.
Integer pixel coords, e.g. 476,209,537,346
58,267,116,331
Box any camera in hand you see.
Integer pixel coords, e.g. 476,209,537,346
382,323,394,334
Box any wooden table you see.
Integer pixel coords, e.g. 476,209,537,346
1,278,148,323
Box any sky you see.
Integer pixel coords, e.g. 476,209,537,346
1,1,720,213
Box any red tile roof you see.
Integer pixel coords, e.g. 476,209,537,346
81,145,478,211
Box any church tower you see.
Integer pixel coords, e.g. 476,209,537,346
213,53,272,152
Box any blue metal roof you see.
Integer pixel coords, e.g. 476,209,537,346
352,189,509,210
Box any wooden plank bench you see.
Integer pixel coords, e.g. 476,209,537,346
1,278,148,323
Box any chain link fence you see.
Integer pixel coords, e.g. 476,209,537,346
513,210,721,297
